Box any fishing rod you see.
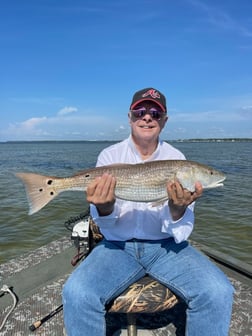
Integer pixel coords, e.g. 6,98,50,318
29,304,63,331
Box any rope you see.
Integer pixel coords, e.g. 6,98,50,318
0,285,18,331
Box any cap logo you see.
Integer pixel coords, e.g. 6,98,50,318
142,89,160,99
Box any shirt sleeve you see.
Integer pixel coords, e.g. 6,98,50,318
96,148,115,166
160,202,195,243
90,202,120,228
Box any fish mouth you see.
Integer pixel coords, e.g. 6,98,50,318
206,176,226,189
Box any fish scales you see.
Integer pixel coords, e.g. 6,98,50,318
111,162,175,202
73,161,177,202
16,160,226,215
51,165,166,202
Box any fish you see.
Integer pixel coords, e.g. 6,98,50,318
16,160,226,215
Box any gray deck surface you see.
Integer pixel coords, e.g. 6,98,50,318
0,236,251,336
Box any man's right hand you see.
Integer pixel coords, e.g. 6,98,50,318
86,173,116,216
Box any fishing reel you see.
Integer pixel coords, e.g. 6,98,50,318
65,211,91,265
71,218,90,251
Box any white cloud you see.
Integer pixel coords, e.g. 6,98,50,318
187,0,252,37
21,117,48,129
169,110,218,123
242,105,252,110
0,108,125,141
238,106,252,119
4,117,49,140
57,106,78,116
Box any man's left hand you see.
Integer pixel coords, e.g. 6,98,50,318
167,180,203,221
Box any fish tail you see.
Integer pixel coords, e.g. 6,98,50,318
16,172,61,215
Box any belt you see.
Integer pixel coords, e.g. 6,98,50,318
126,238,150,242
126,237,173,242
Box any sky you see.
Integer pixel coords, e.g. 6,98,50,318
1,0,252,141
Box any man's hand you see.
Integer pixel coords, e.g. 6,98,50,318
167,180,203,221
86,173,116,216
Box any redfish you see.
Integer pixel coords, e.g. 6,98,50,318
16,160,226,215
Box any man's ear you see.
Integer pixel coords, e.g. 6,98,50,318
161,115,168,129
128,112,132,125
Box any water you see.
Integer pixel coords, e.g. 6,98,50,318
0,140,251,265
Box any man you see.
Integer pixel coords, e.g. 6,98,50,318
63,88,234,335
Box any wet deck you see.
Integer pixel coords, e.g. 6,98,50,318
0,236,251,336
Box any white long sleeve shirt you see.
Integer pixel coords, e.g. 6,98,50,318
90,136,195,243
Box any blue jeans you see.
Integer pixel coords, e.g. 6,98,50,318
62,239,234,336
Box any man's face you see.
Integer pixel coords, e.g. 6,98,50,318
129,101,168,142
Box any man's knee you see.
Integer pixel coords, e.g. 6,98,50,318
63,274,92,305
195,273,234,310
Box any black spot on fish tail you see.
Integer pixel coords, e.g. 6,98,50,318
15,172,60,215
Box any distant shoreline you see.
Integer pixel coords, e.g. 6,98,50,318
1,138,252,144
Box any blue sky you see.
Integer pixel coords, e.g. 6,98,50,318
1,0,252,141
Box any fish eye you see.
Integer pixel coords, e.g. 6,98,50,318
210,171,213,175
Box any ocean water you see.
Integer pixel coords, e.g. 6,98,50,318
0,140,251,265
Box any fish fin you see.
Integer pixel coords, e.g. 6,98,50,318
103,163,131,167
73,163,132,176
151,197,169,207
15,172,60,215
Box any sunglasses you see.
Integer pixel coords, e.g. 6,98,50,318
130,107,166,121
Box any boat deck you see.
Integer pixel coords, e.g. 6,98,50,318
0,236,251,336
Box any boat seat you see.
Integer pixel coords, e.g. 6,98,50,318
89,218,179,336
107,275,178,336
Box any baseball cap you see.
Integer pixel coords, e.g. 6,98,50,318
130,88,167,112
